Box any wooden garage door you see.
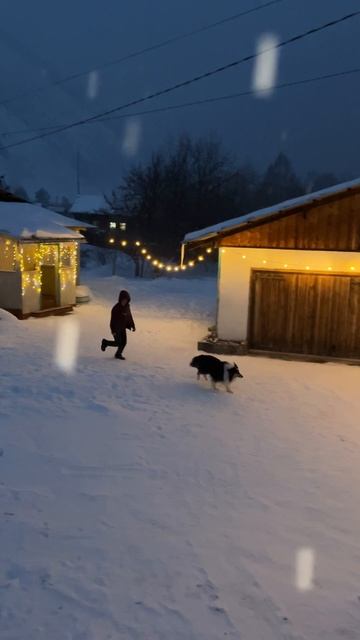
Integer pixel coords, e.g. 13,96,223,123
249,270,360,358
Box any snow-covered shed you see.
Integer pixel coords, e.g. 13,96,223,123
0,200,88,318
183,178,360,361
70,194,110,216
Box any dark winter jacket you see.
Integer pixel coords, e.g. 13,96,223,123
110,290,135,334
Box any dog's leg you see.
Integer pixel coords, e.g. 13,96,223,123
197,372,200,381
211,379,218,392
224,365,233,393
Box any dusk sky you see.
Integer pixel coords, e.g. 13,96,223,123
0,0,359,196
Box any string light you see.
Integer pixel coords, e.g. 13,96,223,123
107,236,217,272
18,241,77,297
106,236,360,276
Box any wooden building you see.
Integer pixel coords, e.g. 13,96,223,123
183,178,360,362
0,198,88,318
69,194,128,234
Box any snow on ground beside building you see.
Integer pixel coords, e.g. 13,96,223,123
1,274,360,639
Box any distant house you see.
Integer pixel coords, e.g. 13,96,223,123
0,194,90,319
69,194,127,234
183,178,360,362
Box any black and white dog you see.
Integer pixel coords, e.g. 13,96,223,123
190,355,243,393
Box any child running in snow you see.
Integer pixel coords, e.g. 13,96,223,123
101,289,136,360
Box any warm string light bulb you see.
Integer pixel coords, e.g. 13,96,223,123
108,237,217,273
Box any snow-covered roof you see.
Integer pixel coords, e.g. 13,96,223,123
70,194,111,215
183,177,360,244
0,202,86,240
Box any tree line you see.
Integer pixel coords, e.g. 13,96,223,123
3,133,341,256
109,134,339,255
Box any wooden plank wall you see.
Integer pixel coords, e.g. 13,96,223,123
222,192,360,251
249,270,360,358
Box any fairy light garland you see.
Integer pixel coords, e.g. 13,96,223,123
106,236,360,275
107,237,214,271
17,241,78,297
59,242,78,290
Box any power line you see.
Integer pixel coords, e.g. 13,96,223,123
0,0,286,109
2,67,359,137
1,10,359,152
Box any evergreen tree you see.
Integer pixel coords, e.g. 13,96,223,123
257,152,304,207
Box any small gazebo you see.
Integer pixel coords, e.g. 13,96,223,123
0,198,89,318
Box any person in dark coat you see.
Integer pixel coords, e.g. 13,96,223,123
101,290,136,359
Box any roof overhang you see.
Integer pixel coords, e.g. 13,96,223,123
182,177,360,250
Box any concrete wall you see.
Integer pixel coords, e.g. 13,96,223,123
217,247,360,341
0,271,22,310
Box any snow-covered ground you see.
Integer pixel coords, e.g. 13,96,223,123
1,273,360,640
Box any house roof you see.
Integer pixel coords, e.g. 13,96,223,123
69,194,111,215
183,177,360,245
0,202,86,240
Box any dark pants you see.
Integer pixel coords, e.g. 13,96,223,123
104,330,127,356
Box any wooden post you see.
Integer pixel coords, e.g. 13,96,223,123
76,242,81,285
